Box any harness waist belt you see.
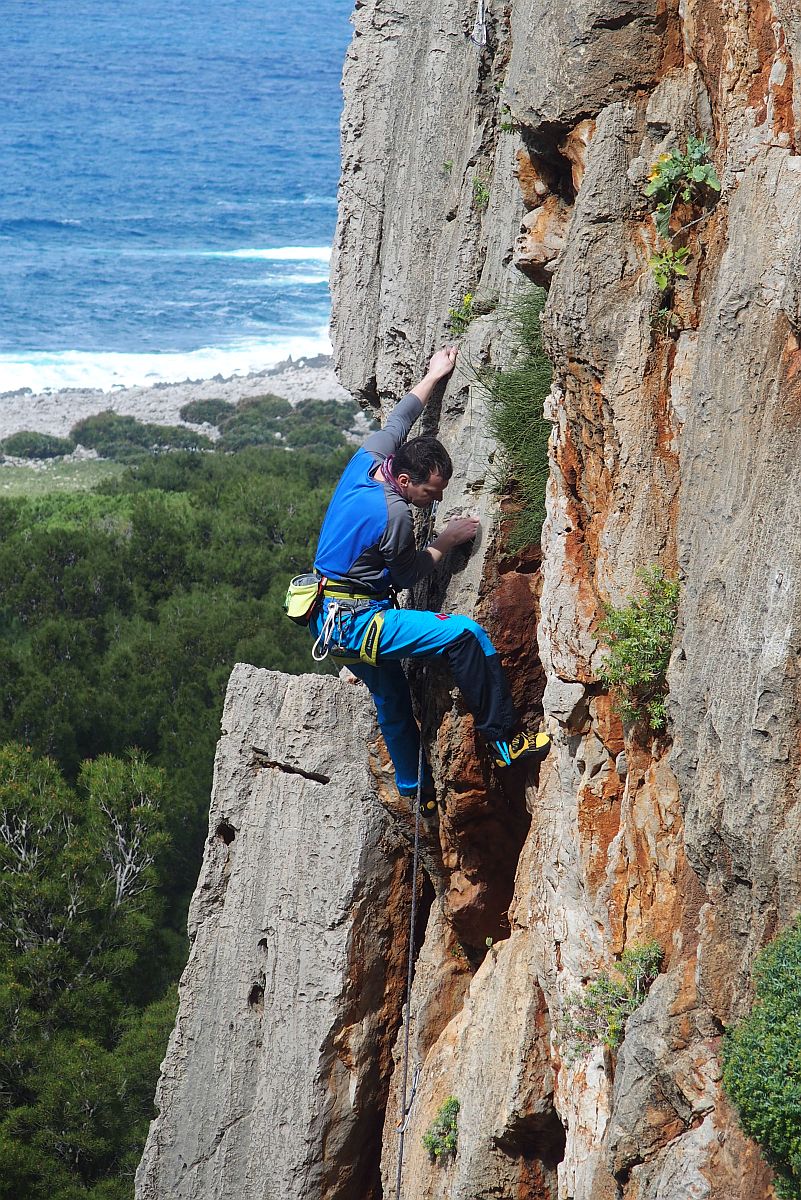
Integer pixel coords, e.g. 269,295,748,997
322,580,389,602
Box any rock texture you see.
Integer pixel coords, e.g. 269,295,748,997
142,0,801,1197
136,666,413,1200
330,0,801,1197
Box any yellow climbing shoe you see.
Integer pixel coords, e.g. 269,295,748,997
398,784,439,819
419,794,438,819
493,731,551,768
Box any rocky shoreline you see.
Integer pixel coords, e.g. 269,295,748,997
0,356,350,443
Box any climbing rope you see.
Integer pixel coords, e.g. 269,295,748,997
394,500,439,1200
394,735,424,1200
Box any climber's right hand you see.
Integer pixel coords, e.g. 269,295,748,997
438,515,480,548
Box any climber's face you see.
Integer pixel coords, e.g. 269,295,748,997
399,471,447,508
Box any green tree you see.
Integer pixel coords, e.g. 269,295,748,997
0,745,177,1199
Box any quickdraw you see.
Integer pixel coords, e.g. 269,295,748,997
470,0,487,48
311,599,384,665
395,1063,422,1134
311,599,347,662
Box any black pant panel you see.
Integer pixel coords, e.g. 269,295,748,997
444,631,518,743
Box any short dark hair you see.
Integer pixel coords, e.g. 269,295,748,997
393,436,453,485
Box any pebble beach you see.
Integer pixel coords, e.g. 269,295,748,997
0,357,351,444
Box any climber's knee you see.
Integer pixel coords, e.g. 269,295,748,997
447,616,495,657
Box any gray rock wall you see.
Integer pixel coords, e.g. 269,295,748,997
136,666,411,1200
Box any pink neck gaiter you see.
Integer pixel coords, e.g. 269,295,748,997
381,455,407,499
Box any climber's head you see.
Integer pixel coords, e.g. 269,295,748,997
392,436,452,507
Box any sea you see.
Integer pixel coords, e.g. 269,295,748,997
0,0,354,392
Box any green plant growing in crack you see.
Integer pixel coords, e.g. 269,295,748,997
648,245,690,335
422,1096,460,1162
475,286,552,550
644,137,720,335
499,104,517,133
472,173,491,211
651,305,682,336
597,566,680,734
448,292,475,336
645,137,721,238
447,290,500,337
561,942,664,1059
722,917,801,1200
649,244,690,293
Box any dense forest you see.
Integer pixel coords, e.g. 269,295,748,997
0,395,356,1198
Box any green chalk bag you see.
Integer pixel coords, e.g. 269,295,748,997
284,573,322,626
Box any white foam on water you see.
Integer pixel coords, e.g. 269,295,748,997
0,330,332,393
242,271,330,287
200,246,332,261
94,245,332,263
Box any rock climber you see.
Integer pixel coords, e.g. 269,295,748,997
310,345,550,813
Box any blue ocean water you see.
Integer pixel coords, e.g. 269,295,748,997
0,0,354,390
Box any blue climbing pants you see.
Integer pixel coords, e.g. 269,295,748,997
310,599,518,794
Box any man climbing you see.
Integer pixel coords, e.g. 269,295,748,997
310,345,549,812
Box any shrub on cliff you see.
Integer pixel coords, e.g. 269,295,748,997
423,1096,460,1162
722,919,801,1199
480,285,553,550
598,566,680,734
561,941,664,1059
2,431,75,459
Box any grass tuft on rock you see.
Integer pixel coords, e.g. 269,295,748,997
597,566,680,734
422,1096,460,1162
478,286,553,550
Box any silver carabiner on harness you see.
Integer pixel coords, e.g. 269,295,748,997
311,600,344,662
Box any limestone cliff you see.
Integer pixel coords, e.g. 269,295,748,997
138,0,801,1197
136,667,415,1198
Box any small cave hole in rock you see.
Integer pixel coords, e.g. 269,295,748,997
520,124,578,205
215,821,236,845
495,1106,567,1190
248,981,265,1013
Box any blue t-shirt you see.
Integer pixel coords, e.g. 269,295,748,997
313,392,436,594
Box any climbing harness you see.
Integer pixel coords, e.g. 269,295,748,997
359,610,385,667
310,573,395,663
311,598,387,665
394,501,439,1200
470,0,487,47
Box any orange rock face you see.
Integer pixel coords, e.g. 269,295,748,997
327,0,801,1195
